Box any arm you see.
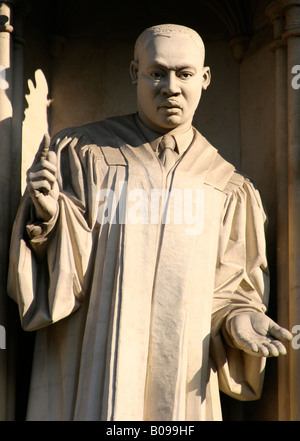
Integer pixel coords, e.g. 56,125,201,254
210,175,291,400
8,131,98,331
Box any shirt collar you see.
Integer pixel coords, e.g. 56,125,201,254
134,113,194,156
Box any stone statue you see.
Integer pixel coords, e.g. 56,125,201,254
8,24,292,421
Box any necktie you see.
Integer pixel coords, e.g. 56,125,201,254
159,135,177,172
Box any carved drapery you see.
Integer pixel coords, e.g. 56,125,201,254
1,0,299,421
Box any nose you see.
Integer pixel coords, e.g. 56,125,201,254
161,71,181,96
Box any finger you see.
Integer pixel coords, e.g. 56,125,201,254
241,343,264,357
27,169,57,185
31,179,52,195
258,338,287,357
256,344,270,357
241,341,260,354
269,322,293,342
39,133,51,161
249,342,259,353
40,158,57,175
47,150,57,167
271,339,287,356
233,334,260,355
28,160,57,185
32,133,51,165
262,342,279,357
29,158,57,176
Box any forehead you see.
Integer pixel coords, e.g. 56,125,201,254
140,36,204,69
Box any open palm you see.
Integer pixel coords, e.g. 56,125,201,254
229,312,293,357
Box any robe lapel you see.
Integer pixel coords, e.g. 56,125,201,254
171,129,235,191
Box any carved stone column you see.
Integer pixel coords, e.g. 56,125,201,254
268,0,300,421
282,0,300,422
11,2,26,218
266,0,290,421
0,0,27,421
0,0,13,421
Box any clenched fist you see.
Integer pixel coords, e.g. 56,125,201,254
27,133,59,222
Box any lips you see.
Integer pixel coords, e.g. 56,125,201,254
159,101,182,110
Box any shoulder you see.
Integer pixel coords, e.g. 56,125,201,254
192,129,262,200
50,114,138,150
223,170,266,219
50,120,112,147
225,170,250,190
225,169,259,196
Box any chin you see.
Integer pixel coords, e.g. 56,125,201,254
158,115,183,130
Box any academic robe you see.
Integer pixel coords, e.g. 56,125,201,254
7,114,269,421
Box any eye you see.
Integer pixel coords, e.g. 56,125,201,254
150,70,164,80
178,71,193,80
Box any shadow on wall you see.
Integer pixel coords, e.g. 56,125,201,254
0,65,48,420
22,69,51,194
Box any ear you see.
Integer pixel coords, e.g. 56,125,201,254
129,60,139,85
202,66,211,90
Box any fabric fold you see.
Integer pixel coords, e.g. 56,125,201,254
7,114,270,420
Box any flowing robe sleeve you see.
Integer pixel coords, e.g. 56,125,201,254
7,129,102,331
210,173,270,401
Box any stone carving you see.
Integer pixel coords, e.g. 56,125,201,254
8,24,292,421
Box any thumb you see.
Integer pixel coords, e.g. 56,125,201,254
268,318,293,342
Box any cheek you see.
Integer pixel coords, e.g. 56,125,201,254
137,82,159,109
137,75,156,94
137,82,158,114
184,85,202,107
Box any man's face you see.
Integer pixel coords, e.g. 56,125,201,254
131,35,210,133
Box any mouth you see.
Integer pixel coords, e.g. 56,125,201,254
158,102,182,114
159,101,182,109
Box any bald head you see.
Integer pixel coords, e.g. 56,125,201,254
130,23,211,133
134,24,205,64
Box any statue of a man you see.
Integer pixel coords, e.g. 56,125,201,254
8,24,292,421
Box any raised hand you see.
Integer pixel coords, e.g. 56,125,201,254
228,312,293,357
27,133,59,222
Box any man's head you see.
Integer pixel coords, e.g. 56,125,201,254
130,24,211,134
